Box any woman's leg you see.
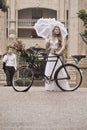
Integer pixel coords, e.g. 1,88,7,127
45,54,62,91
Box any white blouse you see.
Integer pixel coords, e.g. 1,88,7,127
3,53,17,70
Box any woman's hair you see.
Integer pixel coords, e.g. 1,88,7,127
52,26,62,47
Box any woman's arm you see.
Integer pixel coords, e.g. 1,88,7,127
55,39,66,55
45,38,50,50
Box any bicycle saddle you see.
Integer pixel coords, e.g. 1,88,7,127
72,55,86,62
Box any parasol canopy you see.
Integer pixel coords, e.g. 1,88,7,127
34,18,68,39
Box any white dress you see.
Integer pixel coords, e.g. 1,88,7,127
45,39,70,91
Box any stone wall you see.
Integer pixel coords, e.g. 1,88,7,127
0,10,7,55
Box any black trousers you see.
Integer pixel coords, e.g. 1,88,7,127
5,66,15,86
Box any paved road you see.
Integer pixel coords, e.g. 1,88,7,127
0,86,87,130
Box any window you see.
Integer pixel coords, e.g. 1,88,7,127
32,9,43,19
18,29,40,38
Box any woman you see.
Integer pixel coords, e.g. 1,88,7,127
45,26,69,91
3,47,17,86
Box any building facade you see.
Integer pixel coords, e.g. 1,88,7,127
0,0,87,85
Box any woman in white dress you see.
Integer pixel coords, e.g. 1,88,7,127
45,26,70,91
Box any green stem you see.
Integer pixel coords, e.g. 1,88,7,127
80,33,87,44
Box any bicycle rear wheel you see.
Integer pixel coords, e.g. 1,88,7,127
13,66,34,92
54,64,82,91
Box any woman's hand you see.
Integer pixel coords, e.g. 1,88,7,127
55,39,66,55
50,48,55,54
50,48,61,55
54,49,62,55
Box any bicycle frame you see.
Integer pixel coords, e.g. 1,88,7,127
28,55,69,81
55,57,70,80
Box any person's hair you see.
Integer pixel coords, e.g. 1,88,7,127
6,46,13,51
52,26,62,48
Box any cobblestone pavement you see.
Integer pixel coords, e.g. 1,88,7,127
0,86,87,130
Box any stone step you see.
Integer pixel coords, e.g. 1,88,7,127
0,81,6,86
0,80,45,86
33,80,45,86
0,74,6,81
0,61,3,64
0,59,6,83
0,60,3,71
0,68,4,73
0,63,3,67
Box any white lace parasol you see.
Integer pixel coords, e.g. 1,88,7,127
34,18,68,39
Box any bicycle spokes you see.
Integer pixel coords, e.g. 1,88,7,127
55,64,82,91
13,67,34,92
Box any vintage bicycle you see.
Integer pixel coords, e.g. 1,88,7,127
12,48,82,92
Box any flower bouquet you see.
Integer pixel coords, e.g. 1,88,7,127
12,39,25,52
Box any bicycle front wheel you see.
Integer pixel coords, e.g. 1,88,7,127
13,66,34,92
54,64,82,91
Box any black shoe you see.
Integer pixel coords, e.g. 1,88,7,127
4,84,12,87
4,84,8,86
